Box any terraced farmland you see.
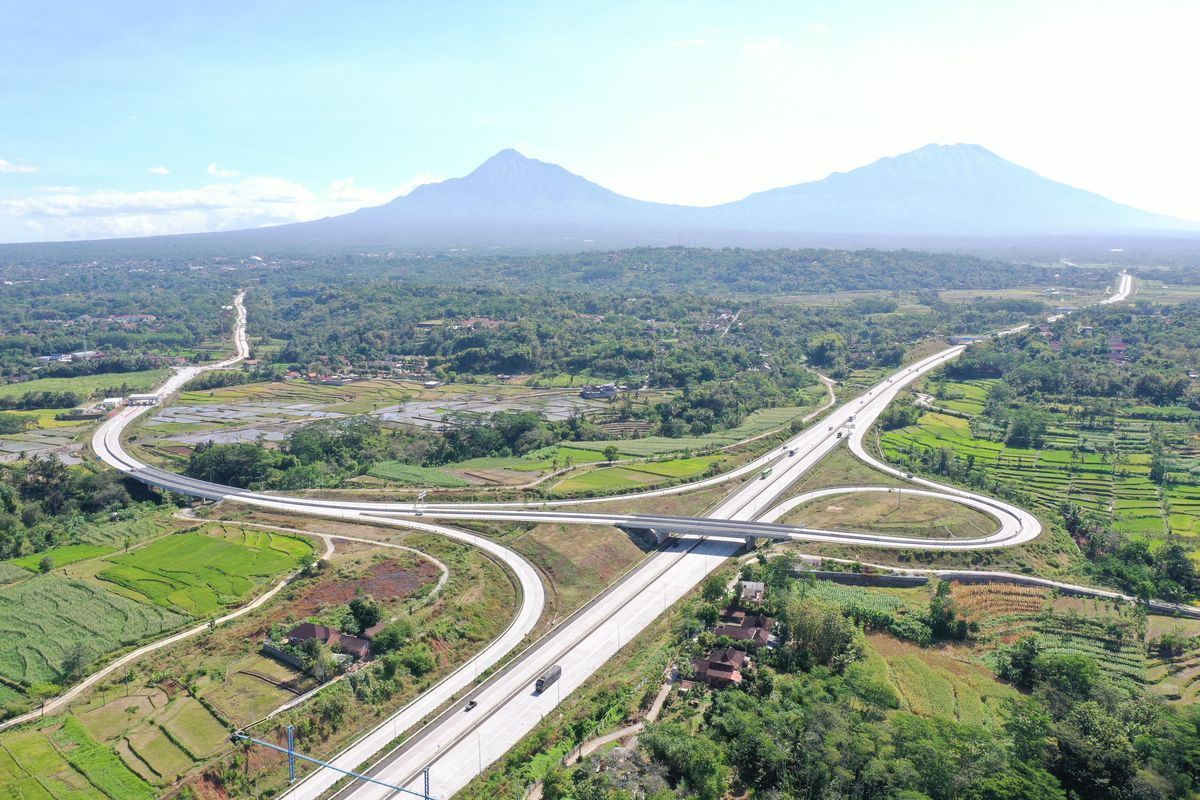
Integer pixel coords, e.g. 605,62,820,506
96,525,313,615
0,717,155,800
878,387,1200,543
950,583,1148,692
0,575,187,688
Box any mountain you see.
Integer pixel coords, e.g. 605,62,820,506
3,144,1193,256
709,143,1191,236
285,148,696,247
278,143,1192,247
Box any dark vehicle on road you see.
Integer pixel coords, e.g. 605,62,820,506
463,700,478,711
535,665,562,693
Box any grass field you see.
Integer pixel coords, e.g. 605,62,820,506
96,526,313,615
510,523,651,616
448,444,611,473
0,369,170,402
783,490,998,538
0,575,187,688
865,633,1019,727
8,544,115,573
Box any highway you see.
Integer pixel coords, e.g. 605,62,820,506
87,273,1133,799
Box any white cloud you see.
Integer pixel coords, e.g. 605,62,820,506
206,163,240,178
327,175,437,209
0,172,437,242
671,38,707,48
147,166,171,175
802,23,832,36
0,159,37,174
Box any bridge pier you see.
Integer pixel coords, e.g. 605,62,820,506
744,535,761,552
617,525,669,547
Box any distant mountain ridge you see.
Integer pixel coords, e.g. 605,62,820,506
711,143,1187,236
278,142,1193,247
5,144,1194,253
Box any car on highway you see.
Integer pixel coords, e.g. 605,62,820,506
535,665,562,694
836,431,843,439
788,449,797,456
464,700,478,712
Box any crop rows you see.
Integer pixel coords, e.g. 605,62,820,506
0,576,187,687
879,390,1200,540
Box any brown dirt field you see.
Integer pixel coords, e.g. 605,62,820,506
247,557,440,637
192,774,230,800
951,584,1050,619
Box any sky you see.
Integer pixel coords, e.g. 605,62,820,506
1,0,1198,242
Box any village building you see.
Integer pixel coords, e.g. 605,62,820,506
691,646,748,688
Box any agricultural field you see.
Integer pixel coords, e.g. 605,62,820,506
563,393,828,459
7,543,115,572
365,462,471,487
878,389,1200,544
73,686,229,787
807,578,1165,699
75,512,186,550
861,633,1018,727
0,574,187,693
550,455,724,496
96,525,314,615
0,716,155,800
949,582,1149,693
0,369,170,403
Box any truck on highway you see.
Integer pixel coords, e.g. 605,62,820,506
535,664,562,694
760,467,773,479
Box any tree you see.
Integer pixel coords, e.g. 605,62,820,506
700,574,726,603
299,638,339,681
1006,409,1049,448
641,722,728,800
775,597,862,673
397,642,436,677
603,445,620,463
38,555,54,573
59,642,90,681
348,597,382,634
370,619,414,655
997,635,1042,689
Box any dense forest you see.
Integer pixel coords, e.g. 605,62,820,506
0,246,1095,383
